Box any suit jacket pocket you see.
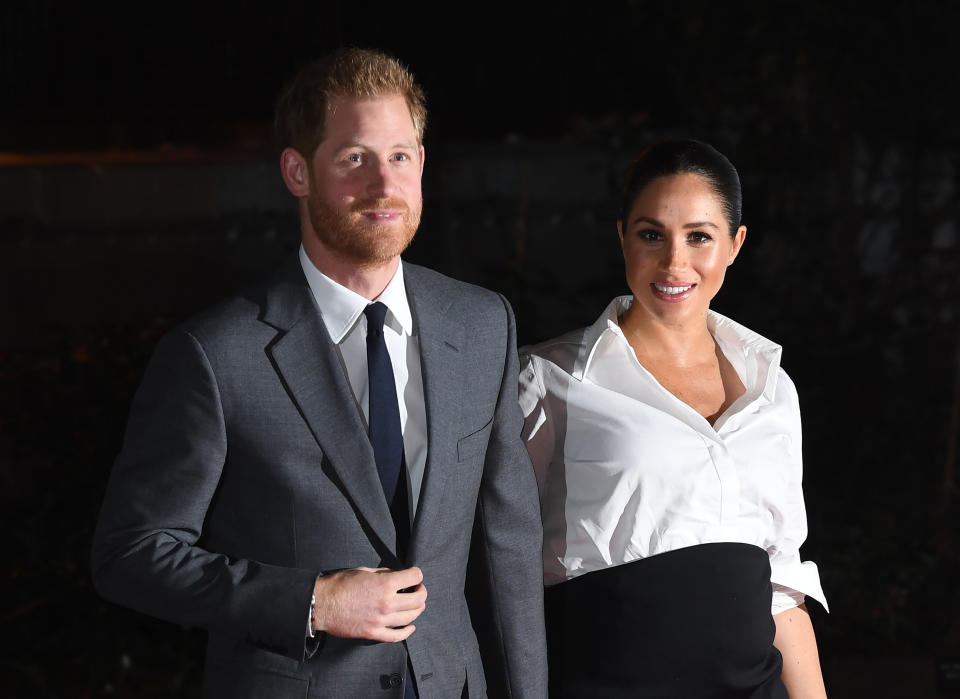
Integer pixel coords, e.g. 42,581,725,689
457,417,494,462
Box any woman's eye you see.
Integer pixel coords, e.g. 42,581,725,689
689,231,712,244
638,229,662,241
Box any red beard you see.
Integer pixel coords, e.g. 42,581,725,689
307,193,422,267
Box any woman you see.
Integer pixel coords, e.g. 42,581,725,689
519,139,828,698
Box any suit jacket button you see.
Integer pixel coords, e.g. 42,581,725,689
380,673,403,689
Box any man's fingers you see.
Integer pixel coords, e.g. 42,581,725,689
389,584,427,611
382,605,426,629
373,623,416,643
385,565,424,590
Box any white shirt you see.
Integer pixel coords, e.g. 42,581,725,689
299,246,428,516
519,296,828,615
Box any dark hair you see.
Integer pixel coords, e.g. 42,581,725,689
618,139,742,236
273,47,427,157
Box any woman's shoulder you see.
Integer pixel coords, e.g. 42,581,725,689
521,296,629,375
518,326,593,412
520,326,592,375
518,327,594,420
773,365,801,412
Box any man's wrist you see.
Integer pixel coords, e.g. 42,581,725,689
307,575,324,638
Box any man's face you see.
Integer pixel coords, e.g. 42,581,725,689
305,94,424,267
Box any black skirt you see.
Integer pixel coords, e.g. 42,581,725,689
544,542,787,699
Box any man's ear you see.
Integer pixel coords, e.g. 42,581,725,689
280,147,310,198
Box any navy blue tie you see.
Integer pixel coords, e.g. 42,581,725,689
364,303,417,699
364,302,410,560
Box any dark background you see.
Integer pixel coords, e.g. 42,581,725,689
2,1,959,697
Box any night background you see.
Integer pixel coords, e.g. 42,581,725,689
2,1,959,697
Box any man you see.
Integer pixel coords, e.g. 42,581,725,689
92,48,547,699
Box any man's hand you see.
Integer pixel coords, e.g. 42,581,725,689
312,566,427,642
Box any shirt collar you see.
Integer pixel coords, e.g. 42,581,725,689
298,245,413,343
576,296,783,402
707,311,783,402
575,296,633,381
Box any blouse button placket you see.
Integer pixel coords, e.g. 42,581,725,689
706,440,740,533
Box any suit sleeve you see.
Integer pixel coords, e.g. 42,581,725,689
473,295,549,697
90,329,318,662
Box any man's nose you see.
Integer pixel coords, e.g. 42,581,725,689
365,159,394,197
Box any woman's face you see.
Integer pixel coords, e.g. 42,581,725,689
617,173,746,329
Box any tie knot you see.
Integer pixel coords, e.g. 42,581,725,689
364,302,389,336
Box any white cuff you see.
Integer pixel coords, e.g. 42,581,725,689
771,583,806,615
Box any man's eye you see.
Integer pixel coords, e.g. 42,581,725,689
346,153,362,163
392,153,409,161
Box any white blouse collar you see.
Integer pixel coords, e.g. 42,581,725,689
575,296,784,404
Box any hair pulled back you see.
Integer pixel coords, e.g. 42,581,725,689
619,139,742,236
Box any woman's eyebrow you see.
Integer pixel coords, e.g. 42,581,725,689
631,215,664,227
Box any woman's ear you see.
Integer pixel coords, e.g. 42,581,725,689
728,225,747,265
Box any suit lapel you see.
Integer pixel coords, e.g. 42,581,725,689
404,265,465,560
262,260,397,555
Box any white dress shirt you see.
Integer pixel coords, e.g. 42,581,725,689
299,246,428,517
519,296,828,615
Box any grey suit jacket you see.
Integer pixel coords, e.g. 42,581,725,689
91,258,547,698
